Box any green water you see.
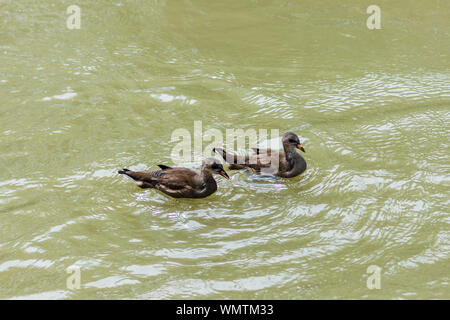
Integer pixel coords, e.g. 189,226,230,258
1,0,449,299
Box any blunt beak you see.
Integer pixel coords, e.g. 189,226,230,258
297,144,306,153
218,170,230,179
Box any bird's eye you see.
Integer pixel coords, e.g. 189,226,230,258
288,139,296,143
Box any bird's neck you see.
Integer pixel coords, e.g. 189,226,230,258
283,143,296,160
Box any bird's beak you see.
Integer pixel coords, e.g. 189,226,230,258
218,170,230,179
297,144,305,152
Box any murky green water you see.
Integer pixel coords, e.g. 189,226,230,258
1,0,449,299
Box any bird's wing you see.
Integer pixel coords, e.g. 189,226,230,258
155,168,201,197
251,148,273,156
249,150,280,167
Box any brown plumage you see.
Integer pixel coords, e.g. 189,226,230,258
118,158,229,199
213,132,307,178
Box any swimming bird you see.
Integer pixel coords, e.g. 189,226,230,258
118,158,229,199
213,132,306,178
